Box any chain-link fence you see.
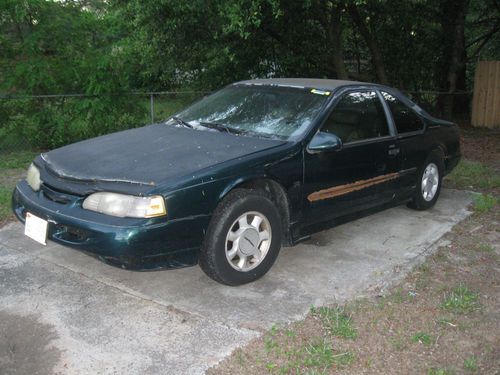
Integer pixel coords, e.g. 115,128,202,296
0,91,207,153
0,90,471,154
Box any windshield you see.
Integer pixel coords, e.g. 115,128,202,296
173,84,330,139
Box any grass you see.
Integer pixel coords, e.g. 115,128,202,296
411,332,435,346
302,339,355,369
428,368,456,375
302,339,335,368
0,187,12,220
0,150,38,169
476,242,494,253
473,193,497,212
463,356,478,372
441,284,480,314
446,159,500,190
312,306,358,339
1,150,39,223
388,334,407,351
261,334,356,374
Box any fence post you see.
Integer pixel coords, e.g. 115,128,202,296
150,93,154,124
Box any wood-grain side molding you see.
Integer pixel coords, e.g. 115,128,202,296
307,169,414,202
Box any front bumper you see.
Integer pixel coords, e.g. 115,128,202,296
12,181,210,269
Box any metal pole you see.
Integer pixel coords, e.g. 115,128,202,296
150,94,154,124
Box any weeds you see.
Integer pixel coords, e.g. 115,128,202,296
428,367,456,375
441,284,480,314
463,356,478,372
312,306,358,339
473,194,497,212
302,339,335,368
411,332,435,346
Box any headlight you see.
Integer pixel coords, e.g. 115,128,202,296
26,163,41,191
82,192,166,218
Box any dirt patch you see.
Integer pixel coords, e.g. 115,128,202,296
460,128,500,170
0,311,61,375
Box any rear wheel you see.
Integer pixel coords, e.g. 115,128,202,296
408,151,444,210
199,189,282,285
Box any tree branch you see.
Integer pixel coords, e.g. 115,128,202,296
467,26,500,60
466,24,500,48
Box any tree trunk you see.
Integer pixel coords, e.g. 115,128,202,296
438,0,469,119
310,1,348,79
347,4,389,85
329,4,348,80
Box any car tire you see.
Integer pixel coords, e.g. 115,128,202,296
407,150,445,210
199,188,282,286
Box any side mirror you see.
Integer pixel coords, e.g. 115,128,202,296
307,132,342,153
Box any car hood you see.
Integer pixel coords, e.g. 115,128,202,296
39,124,285,194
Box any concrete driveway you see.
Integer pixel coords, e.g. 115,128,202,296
0,189,472,374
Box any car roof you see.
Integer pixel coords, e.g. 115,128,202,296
234,78,436,121
235,78,370,91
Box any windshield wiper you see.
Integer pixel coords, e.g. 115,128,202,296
198,121,243,135
171,116,194,129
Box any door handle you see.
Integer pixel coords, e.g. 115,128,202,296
388,148,400,156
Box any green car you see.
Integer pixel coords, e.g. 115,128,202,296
12,78,460,285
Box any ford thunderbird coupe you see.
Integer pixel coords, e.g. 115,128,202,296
13,78,460,285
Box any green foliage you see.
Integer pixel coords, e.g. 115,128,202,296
0,0,146,150
0,97,146,150
0,0,499,152
441,284,480,314
473,194,498,213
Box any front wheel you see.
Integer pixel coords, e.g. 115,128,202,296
407,151,444,210
199,189,282,285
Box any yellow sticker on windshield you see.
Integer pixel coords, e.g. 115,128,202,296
311,89,331,96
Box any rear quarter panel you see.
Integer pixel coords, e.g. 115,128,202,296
397,120,460,197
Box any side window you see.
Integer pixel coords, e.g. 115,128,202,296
322,91,389,143
381,91,424,134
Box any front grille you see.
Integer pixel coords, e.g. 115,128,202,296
40,183,74,204
54,224,89,242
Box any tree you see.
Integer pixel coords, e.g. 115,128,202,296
346,1,388,84
436,0,469,118
0,0,143,149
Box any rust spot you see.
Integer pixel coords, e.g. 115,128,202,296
307,172,400,202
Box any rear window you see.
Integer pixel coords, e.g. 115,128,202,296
382,91,424,134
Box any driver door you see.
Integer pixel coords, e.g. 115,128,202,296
303,90,401,224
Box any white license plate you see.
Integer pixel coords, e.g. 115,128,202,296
24,212,48,245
